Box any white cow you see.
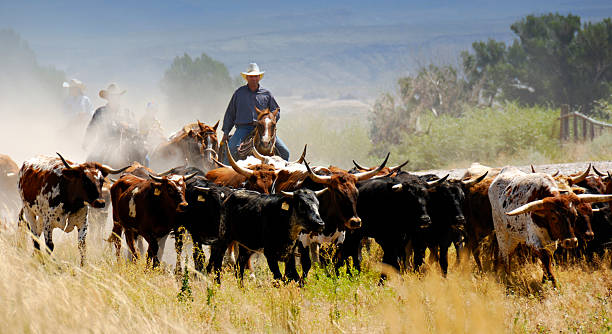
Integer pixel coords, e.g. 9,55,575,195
488,166,612,284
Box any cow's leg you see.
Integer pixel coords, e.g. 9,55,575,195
300,244,313,279
236,248,250,280
147,237,160,268
412,239,427,272
77,224,88,266
439,242,450,277
264,252,283,281
125,231,139,261
539,250,556,286
207,241,227,282
192,240,206,273
43,222,54,254
109,223,123,259
284,244,301,283
380,245,400,281
174,230,184,275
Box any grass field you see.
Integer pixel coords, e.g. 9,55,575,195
1,220,611,334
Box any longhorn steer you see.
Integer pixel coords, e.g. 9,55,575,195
488,167,612,285
109,172,194,267
208,188,325,281
339,173,432,278
18,153,127,265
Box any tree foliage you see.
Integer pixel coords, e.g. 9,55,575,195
161,52,233,119
463,14,612,112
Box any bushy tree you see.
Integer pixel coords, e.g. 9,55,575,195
369,64,476,151
161,53,233,119
462,14,612,113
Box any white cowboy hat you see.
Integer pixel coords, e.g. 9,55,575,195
99,83,126,100
241,63,265,80
62,78,86,91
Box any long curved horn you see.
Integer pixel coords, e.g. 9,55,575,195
194,186,210,192
56,152,74,169
304,160,331,184
462,171,488,186
149,173,164,182
577,194,612,204
184,172,198,181
530,165,536,173
389,158,410,173
290,145,307,164
281,191,294,198
352,159,369,171
212,157,230,169
608,171,611,179
226,144,253,177
551,170,560,177
427,174,449,187
354,152,390,181
506,199,546,216
314,188,328,197
99,164,130,175
570,164,591,184
593,166,606,177
251,139,265,161
158,163,187,176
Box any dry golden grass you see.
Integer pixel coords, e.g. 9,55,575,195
1,221,612,334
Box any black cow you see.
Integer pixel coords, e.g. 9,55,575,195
208,188,326,281
175,176,233,272
410,174,466,276
338,173,432,279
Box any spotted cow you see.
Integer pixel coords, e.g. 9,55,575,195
488,166,612,285
18,153,127,265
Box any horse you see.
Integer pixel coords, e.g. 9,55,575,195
148,120,220,173
220,107,280,162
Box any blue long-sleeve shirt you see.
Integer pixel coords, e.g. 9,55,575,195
222,85,280,135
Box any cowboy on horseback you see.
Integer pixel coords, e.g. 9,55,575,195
221,63,290,163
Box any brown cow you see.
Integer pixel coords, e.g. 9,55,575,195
18,153,127,265
283,154,389,281
109,172,195,267
149,120,219,173
206,144,278,194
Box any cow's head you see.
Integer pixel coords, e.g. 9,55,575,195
57,152,128,208
225,144,277,194
390,173,432,229
148,173,196,213
305,153,389,230
426,175,467,233
281,188,326,236
506,192,612,248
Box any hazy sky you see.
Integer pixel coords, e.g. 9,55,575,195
2,0,612,102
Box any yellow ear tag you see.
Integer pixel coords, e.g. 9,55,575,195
198,195,206,202
154,188,161,196
281,202,290,211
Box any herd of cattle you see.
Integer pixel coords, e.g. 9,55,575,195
2,119,612,286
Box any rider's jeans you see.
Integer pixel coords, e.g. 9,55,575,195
224,125,290,164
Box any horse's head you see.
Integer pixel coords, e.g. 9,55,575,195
196,120,219,170
254,107,279,155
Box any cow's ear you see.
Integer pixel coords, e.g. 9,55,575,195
62,169,81,179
